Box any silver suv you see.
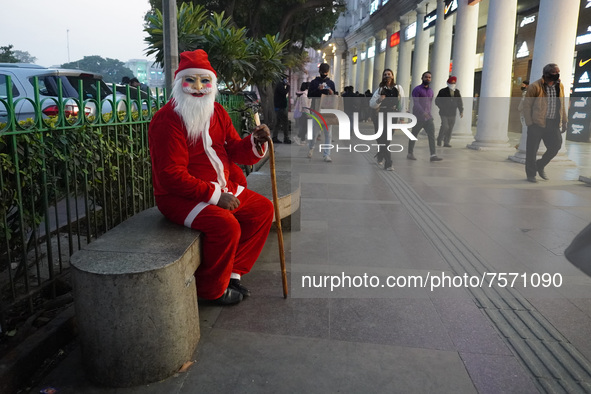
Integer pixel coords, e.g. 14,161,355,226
0,63,137,125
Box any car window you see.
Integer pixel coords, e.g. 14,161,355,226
32,76,79,98
0,74,20,98
67,76,112,100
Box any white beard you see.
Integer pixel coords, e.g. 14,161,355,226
171,78,218,144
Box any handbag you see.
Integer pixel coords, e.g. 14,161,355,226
565,222,591,276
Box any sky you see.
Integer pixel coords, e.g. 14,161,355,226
1,0,154,67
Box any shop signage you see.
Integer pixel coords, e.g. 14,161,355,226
370,0,379,15
520,15,536,28
444,0,458,19
368,46,376,58
568,48,591,142
516,41,530,58
390,31,400,47
352,55,358,64
360,51,367,61
405,22,417,40
379,38,387,53
577,26,591,46
423,10,437,30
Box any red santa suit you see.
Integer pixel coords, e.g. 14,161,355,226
148,52,273,300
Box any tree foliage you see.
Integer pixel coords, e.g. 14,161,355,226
144,3,288,93
0,46,37,64
61,56,134,84
13,50,37,64
147,0,345,49
0,45,19,63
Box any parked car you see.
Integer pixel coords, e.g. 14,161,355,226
0,63,143,125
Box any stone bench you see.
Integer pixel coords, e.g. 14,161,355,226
71,208,201,387
70,171,300,387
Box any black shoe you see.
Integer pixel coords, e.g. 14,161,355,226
430,156,443,162
229,278,251,297
283,138,292,144
538,168,549,180
407,153,417,160
527,176,537,183
272,137,282,144
444,144,452,148
211,287,243,305
437,140,442,147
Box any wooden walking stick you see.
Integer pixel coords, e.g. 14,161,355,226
254,114,288,298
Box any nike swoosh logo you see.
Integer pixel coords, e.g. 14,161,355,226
580,58,591,67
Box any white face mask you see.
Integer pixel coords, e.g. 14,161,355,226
447,83,456,91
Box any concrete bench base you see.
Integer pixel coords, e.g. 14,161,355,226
71,208,201,387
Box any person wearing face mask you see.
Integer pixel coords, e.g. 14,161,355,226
522,63,567,183
307,63,337,162
369,69,406,171
435,76,464,148
149,50,274,305
407,71,442,162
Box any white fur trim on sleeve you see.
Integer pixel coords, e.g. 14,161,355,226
208,183,222,205
251,136,268,158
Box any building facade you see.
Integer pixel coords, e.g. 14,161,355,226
126,59,165,90
318,0,590,146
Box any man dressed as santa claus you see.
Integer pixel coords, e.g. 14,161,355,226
149,49,274,305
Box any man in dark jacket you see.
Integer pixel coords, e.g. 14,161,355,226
435,76,464,148
273,77,291,144
522,63,567,183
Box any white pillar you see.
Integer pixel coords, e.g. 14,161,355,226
510,0,580,163
356,46,365,93
397,16,413,103
364,39,375,93
374,34,386,91
384,23,399,73
350,49,358,90
430,0,453,93
451,0,479,139
412,7,430,90
332,51,342,94
468,0,518,150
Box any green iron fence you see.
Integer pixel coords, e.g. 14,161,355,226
0,77,245,338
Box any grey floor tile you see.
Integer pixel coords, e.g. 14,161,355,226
185,329,477,394
431,297,513,355
328,298,456,350
460,352,539,394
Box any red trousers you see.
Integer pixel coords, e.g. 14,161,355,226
188,188,273,299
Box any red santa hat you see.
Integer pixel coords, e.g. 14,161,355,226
447,76,457,84
174,49,217,79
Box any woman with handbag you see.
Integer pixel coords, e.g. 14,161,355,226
369,69,406,171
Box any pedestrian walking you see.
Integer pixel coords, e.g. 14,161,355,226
369,69,405,171
307,63,336,162
435,76,464,148
522,63,567,183
407,71,442,162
